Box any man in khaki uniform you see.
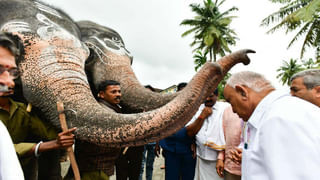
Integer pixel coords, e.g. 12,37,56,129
0,32,76,180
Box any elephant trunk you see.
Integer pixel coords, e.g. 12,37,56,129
15,31,217,147
17,30,253,147
76,49,253,147
218,49,255,74
17,33,90,128
76,62,223,147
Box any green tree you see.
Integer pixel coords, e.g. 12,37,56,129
276,58,304,85
217,72,231,100
277,57,320,85
302,58,319,69
181,0,239,63
261,0,320,59
193,50,208,71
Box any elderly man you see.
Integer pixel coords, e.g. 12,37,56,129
290,69,320,107
223,71,320,180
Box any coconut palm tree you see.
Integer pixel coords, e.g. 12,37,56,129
302,58,319,69
193,50,208,71
181,0,239,62
277,58,304,85
261,0,320,59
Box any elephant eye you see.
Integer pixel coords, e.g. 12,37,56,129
111,37,119,41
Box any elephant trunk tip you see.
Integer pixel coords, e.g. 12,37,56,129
241,49,256,65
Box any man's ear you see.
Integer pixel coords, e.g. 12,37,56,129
314,86,320,98
98,91,104,99
235,85,248,99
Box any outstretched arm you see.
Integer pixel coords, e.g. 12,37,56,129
28,127,76,157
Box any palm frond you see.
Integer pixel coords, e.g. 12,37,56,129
181,27,199,37
261,1,308,27
287,22,311,48
181,0,239,65
299,21,318,58
262,0,319,59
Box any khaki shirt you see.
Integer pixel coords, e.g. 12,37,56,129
0,98,57,157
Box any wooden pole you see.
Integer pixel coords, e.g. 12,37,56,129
57,101,81,180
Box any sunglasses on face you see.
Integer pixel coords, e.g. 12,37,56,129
0,65,20,79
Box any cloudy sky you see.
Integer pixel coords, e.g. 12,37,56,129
42,0,312,89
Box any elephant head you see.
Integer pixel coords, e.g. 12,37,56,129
0,0,254,147
78,20,177,113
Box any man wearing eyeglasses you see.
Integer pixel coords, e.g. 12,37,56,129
0,32,76,180
0,32,24,179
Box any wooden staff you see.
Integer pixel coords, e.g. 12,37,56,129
57,102,81,180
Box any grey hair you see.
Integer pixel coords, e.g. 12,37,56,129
290,69,320,89
226,71,274,92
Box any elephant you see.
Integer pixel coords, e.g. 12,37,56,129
0,0,254,148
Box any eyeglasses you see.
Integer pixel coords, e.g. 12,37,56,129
0,65,20,79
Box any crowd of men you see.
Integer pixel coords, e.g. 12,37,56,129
0,30,320,180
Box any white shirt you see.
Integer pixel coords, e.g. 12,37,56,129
188,102,229,161
0,121,24,180
242,90,320,180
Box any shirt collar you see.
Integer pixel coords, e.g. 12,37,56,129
99,99,122,113
7,98,19,118
248,89,289,129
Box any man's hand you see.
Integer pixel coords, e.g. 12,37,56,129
186,106,212,137
199,106,212,119
31,127,76,156
229,147,242,165
154,142,161,157
216,159,224,178
56,127,77,148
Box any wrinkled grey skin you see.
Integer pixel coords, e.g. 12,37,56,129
0,0,253,147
